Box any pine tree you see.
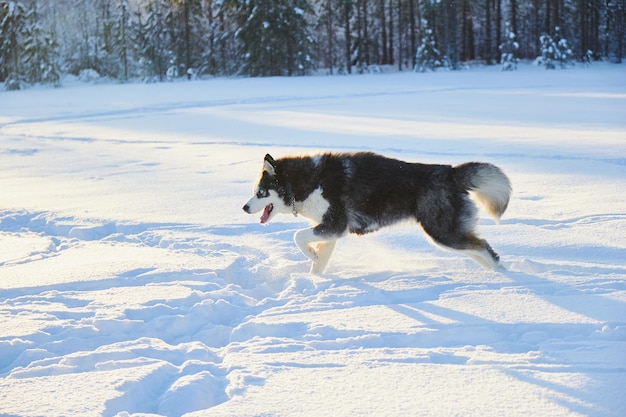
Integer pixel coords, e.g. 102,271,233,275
162,0,204,77
0,0,27,90
21,5,60,86
315,0,338,74
114,0,133,81
414,26,445,72
499,21,519,71
554,28,573,68
236,0,316,77
94,0,118,78
211,1,240,76
139,0,172,81
288,1,317,75
537,26,573,69
2,0,624,86
537,33,557,69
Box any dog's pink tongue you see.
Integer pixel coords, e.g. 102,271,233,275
260,204,273,224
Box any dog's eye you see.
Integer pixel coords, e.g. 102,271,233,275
256,189,269,198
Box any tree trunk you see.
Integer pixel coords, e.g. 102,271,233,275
446,0,458,68
409,0,416,68
380,0,388,64
485,0,492,63
344,0,352,73
326,0,334,73
388,0,394,65
184,0,191,71
495,0,501,53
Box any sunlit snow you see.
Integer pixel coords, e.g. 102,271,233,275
1,63,625,417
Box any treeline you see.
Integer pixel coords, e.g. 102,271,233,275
1,0,625,89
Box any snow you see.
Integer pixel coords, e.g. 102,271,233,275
1,63,625,417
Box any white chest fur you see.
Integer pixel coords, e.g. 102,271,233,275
295,187,330,224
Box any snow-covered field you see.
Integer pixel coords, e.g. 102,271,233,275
1,63,625,417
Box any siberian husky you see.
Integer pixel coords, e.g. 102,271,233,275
243,152,511,274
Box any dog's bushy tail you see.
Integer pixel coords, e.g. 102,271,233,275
454,162,512,222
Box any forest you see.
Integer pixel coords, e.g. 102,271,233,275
1,0,625,89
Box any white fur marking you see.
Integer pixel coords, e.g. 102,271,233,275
310,240,336,274
244,190,290,224
457,248,504,270
470,165,512,221
294,228,321,261
295,187,330,224
294,228,338,274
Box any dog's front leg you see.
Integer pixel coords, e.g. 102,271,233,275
294,228,320,261
294,228,338,274
310,240,336,274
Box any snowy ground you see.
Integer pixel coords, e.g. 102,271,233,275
0,63,625,417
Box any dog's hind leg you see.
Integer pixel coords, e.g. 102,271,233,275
457,244,505,270
420,215,504,270
419,192,504,270
427,230,504,270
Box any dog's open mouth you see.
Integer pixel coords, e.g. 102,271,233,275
260,203,274,224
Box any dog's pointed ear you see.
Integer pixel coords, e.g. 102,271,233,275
264,154,277,176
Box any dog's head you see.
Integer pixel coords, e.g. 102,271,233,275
242,154,291,224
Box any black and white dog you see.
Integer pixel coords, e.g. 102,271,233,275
243,152,511,274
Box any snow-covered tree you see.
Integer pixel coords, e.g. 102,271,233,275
22,6,60,86
165,0,205,77
235,0,316,77
207,1,240,76
536,27,574,70
138,0,173,81
1,1,624,87
415,26,446,72
314,0,338,74
499,21,518,71
114,0,133,81
0,0,27,89
93,0,117,77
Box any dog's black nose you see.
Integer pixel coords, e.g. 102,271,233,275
242,204,250,213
